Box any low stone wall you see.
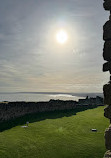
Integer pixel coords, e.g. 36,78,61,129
0,99,100,123
0,100,78,122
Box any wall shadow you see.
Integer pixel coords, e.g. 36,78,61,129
0,105,101,132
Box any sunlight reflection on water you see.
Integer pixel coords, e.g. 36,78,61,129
0,93,85,102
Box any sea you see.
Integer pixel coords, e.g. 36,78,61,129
0,92,103,102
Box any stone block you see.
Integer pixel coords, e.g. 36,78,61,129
105,125,111,150
103,41,111,61
103,62,111,72
103,84,111,104
104,105,111,119
103,20,111,41
104,150,111,158
103,0,111,10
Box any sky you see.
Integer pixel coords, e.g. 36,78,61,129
0,0,109,93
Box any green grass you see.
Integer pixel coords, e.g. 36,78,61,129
0,106,109,158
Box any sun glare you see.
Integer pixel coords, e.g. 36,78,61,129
56,30,68,44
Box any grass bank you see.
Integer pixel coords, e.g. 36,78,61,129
0,106,109,158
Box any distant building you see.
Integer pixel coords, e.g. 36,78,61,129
78,96,103,106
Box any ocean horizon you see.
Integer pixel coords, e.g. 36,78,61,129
0,92,103,102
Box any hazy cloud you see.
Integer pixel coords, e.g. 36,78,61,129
0,0,109,92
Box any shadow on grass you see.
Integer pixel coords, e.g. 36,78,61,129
0,105,100,132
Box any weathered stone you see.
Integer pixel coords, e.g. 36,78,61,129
104,150,111,158
103,84,111,104
103,20,111,41
103,41,111,61
103,1,111,157
104,105,111,119
103,62,111,72
109,14,111,20
103,0,111,10
105,125,111,150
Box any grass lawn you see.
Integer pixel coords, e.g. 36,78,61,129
0,106,109,158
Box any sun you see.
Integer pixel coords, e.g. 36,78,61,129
56,29,68,44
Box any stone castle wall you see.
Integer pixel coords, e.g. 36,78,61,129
0,99,101,123
0,100,77,122
103,0,111,157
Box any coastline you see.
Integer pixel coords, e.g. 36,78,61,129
0,92,103,102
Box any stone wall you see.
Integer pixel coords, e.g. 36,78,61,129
0,100,77,122
103,0,111,157
0,99,101,123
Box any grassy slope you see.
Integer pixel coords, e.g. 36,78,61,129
0,106,109,158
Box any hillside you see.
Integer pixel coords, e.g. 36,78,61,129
0,106,109,158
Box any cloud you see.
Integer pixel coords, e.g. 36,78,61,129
0,0,109,92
